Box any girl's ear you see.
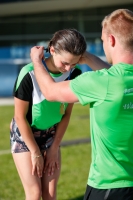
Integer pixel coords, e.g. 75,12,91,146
109,34,115,47
50,46,55,55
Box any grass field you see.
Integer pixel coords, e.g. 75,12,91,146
0,103,91,200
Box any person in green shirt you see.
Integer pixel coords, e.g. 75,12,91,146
30,9,133,200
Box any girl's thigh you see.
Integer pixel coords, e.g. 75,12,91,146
12,152,41,192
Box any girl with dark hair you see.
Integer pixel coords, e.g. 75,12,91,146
10,29,86,200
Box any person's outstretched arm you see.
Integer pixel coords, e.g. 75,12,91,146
14,97,44,178
30,46,78,103
79,51,110,71
44,103,73,176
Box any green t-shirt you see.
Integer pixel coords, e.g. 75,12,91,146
70,63,133,189
14,62,81,130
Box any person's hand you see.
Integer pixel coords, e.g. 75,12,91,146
30,46,44,63
78,51,89,65
31,153,44,178
44,147,60,176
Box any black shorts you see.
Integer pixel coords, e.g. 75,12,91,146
83,185,133,200
10,118,57,153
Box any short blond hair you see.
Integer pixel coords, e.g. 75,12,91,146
102,9,133,51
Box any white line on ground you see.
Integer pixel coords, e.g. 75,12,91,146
0,149,11,155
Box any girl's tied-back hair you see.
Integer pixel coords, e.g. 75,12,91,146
46,29,87,56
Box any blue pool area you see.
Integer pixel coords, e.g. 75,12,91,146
0,62,92,97
0,64,18,97
0,45,105,97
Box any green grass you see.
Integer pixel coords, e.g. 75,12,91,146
0,103,91,200
63,103,90,141
0,105,14,150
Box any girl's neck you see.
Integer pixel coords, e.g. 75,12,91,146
43,57,60,74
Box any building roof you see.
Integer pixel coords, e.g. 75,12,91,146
0,0,132,17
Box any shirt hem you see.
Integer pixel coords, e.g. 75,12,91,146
88,181,133,189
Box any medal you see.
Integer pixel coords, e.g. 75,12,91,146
60,103,65,115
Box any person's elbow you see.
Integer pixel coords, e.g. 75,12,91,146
43,90,57,102
45,95,55,102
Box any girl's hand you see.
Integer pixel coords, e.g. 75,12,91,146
31,153,44,178
44,147,60,176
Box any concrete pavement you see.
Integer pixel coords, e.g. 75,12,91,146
0,98,14,105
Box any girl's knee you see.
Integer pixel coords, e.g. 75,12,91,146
25,186,42,200
42,187,56,200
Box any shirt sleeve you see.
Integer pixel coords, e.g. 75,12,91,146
13,73,33,101
70,69,108,106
